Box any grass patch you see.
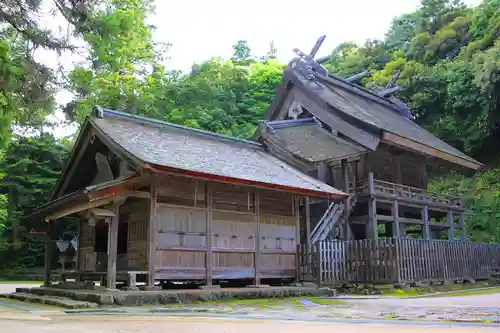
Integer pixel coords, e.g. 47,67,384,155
378,281,500,297
425,287,500,298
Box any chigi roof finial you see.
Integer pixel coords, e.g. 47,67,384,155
93,105,104,118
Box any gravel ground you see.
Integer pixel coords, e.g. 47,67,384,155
0,315,499,333
357,293,500,308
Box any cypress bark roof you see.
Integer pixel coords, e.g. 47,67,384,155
263,67,482,170
261,118,368,163
91,109,345,198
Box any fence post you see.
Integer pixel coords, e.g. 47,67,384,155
395,237,401,283
315,242,322,287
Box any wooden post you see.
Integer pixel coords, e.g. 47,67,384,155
75,219,82,281
367,172,377,239
254,190,261,285
106,206,119,289
147,183,158,287
305,197,311,243
206,183,213,286
422,205,431,240
294,196,301,282
341,159,352,241
447,211,454,241
459,212,466,241
43,223,52,287
392,200,400,238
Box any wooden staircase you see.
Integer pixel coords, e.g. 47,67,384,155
310,195,357,243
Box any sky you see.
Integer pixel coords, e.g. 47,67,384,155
37,0,482,137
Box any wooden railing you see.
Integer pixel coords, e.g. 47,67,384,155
298,238,500,286
356,178,462,208
310,202,344,243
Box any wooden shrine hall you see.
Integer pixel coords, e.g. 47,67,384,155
26,107,345,289
253,36,483,245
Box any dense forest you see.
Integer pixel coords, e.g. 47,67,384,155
0,0,499,273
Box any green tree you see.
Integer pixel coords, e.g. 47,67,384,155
231,40,253,65
0,135,70,273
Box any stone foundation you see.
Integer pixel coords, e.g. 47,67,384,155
8,285,320,307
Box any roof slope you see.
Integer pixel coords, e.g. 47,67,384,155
317,77,480,166
262,118,368,163
265,67,481,170
92,109,345,198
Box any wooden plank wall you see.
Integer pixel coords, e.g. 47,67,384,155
123,200,149,271
153,174,298,281
299,238,500,286
363,144,427,189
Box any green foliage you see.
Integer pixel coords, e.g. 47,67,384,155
323,0,500,157
0,135,70,272
429,169,500,243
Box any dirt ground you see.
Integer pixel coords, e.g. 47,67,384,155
0,315,499,333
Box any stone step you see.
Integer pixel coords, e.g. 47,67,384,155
7,292,99,309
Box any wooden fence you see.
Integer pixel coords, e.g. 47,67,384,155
297,238,500,286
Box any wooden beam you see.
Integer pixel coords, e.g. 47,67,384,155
447,211,454,241
46,195,124,221
147,182,158,287
52,130,92,199
124,190,151,199
106,206,119,289
206,183,213,286
90,208,116,217
382,131,481,170
374,197,467,213
459,213,466,241
422,205,431,240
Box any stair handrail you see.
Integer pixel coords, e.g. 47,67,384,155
310,193,357,244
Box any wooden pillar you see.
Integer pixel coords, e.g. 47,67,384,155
392,200,400,238
206,183,213,286
43,223,52,287
341,159,352,240
254,190,261,285
106,206,119,289
294,196,301,282
147,183,158,287
75,219,82,281
367,172,377,239
459,212,466,241
305,196,311,243
447,211,454,241
422,205,431,240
